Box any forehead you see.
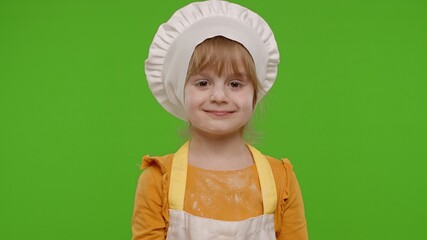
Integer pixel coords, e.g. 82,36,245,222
197,58,247,76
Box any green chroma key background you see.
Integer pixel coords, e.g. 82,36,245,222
1,0,426,239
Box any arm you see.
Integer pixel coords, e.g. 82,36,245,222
277,161,308,240
132,166,167,240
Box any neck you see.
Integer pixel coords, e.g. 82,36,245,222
187,128,253,170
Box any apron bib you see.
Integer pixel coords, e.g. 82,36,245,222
166,142,277,240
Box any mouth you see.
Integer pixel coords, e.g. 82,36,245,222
204,110,235,116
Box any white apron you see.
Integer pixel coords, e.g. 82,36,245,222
166,142,278,240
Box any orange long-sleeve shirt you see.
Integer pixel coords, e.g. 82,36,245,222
132,154,308,240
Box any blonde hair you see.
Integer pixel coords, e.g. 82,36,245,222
186,36,263,105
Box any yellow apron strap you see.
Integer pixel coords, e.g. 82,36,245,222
169,142,189,210
247,145,277,214
169,142,277,214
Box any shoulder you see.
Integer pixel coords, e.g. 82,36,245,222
264,155,294,177
264,155,298,198
140,154,174,174
136,154,174,188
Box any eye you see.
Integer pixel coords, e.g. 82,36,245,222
195,80,210,88
228,80,243,88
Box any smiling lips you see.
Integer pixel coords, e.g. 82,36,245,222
204,110,235,116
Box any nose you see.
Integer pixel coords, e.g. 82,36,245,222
210,86,228,104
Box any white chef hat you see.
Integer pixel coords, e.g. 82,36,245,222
145,0,280,120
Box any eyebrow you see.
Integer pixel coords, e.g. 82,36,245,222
195,71,248,80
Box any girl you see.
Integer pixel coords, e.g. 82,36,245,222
132,1,308,239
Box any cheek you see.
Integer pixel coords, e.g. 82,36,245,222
241,91,255,110
183,88,201,113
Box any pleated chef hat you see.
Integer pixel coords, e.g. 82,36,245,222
145,0,280,120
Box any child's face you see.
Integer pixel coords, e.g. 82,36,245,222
184,63,255,138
